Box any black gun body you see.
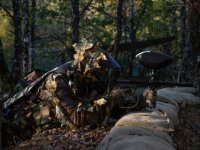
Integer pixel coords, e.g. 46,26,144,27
114,77,193,87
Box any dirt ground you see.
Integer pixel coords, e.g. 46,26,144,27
3,104,200,150
3,125,112,150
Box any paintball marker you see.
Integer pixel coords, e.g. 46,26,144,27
106,51,194,109
112,51,193,88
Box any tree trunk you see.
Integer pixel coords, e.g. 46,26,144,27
113,0,124,59
0,39,13,93
11,0,23,84
177,0,190,82
189,0,200,55
30,0,36,69
23,0,32,73
189,0,200,78
128,0,136,76
71,0,79,44
172,0,178,35
129,0,135,42
122,2,128,42
0,100,2,149
0,39,9,78
180,0,187,53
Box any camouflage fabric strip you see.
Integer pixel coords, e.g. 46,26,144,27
3,62,72,109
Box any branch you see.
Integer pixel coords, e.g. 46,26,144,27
90,6,115,19
0,2,13,18
135,0,147,32
80,0,93,17
108,36,175,52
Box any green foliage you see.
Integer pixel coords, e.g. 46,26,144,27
136,0,174,40
0,0,187,72
0,10,14,49
0,0,178,49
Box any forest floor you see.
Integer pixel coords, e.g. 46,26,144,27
4,104,200,150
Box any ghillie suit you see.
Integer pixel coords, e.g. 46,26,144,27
1,43,113,146
1,43,156,146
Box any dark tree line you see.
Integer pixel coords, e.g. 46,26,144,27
0,0,199,92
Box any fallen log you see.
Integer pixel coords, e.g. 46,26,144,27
107,36,175,52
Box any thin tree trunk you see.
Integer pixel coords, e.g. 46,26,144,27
189,0,200,79
135,0,147,32
177,33,190,82
0,99,2,149
129,0,135,42
172,0,178,35
180,0,187,53
0,39,14,94
128,0,136,76
23,0,32,73
11,0,23,84
189,0,200,56
113,0,124,59
71,0,79,44
178,0,190,82
31,0,36,69
123,2,128,42
0,39,9,78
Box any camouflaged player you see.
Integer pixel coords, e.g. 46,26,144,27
1,43,119,145
1,43,156,146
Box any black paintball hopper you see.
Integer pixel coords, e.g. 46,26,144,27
136,51,173,70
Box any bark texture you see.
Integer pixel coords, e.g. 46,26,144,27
113,0,124,59
11,0,23,84
72,0,80,44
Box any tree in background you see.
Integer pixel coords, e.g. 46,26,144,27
0,0,35,85
23,0,32,73
113,0,124,59
71,0,80,45
129,0,136,43
11,0,23,84
128,0,136,75
0,39,9,86
0,0,199,86
30,0,36,68
189,0,200,79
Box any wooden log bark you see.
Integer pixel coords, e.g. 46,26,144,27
107,36,175,52
113,0,124,59
117,36,175,52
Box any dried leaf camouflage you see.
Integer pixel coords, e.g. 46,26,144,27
1,42,156,147
1,43,110,146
